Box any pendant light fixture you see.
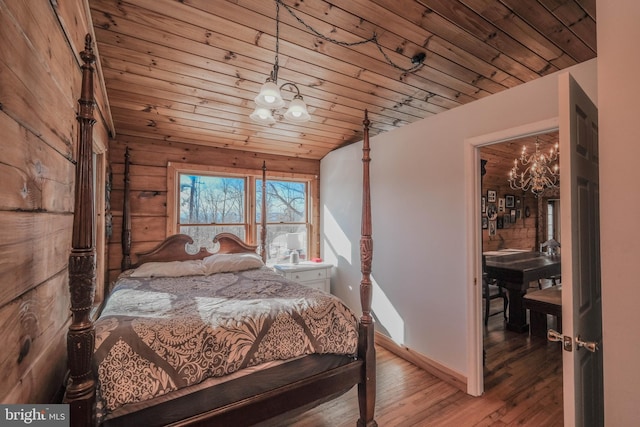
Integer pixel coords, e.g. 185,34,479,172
508,137,560,195
250,1,310,124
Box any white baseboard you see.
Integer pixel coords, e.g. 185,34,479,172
374,331,467,392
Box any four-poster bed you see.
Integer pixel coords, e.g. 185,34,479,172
64,35,377,427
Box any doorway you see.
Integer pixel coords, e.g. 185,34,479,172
478,133,563,418
464,118,561,397
465,72,602,425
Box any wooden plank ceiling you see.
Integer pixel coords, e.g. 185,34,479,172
90,0,596,160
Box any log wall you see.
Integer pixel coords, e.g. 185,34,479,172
481,161,538,252
107,138,321,284
0,0,112,404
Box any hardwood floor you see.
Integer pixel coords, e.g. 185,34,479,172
279,299,563,426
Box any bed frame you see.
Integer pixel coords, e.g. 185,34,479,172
64,34,376,427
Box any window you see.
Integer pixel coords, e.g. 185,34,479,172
178,174,247,246
257,179,308,264
547,199,560,241
168,163,314,264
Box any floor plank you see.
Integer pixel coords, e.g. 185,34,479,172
279,298,563,426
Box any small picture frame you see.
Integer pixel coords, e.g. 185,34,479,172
489,220,496,236
510,209,517,222
497,216,504,229
482,216,488,229
498,198,505,212
503,214,510,225
487,203,498,220
487,190,496,203
505,194,515,208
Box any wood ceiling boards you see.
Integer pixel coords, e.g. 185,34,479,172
90,0,596,160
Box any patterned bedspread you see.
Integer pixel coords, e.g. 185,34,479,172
93,267,358,415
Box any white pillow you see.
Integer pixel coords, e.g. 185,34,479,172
129,260,206,278
202,252,264,275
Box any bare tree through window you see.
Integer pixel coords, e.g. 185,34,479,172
176,174,309,263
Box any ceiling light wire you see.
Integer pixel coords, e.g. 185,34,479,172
275,0,425,73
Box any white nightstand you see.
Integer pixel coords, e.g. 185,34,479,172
273,262,332,293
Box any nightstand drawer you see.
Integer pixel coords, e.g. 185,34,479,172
272,263,332,293
288,268,327,283
303,279,329,292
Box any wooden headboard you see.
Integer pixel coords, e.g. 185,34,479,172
130,233,258,268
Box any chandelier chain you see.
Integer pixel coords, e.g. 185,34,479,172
272,0,280,81
275,0,424,73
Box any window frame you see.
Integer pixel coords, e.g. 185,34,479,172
167,162,317,255
93,144,107,303
177,173,251,241
258,178,311,263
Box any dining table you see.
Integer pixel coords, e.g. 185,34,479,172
484,251,561,333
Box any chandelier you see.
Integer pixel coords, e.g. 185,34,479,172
250,0,429,125
508,137,559,195
249,1,310,124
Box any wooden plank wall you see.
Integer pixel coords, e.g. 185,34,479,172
107,138,321,284
480,164,538,252
0,0,112,404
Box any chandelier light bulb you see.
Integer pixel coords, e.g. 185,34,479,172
255,80,285,109
508,137,560,196
283,96,310,122
250,106,276,124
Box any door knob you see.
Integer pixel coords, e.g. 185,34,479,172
575,335,599,352
548,330,599,352
547,329,563,342
547,329,573,352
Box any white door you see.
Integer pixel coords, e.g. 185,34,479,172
557,72,603,426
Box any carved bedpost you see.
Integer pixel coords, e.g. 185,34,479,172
64,34,97,427
357,110,377,427
121,147,132,270
260,161,267,262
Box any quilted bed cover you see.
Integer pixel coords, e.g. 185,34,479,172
93,266,359,416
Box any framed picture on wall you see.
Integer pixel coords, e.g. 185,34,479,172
497,216,504,229
510,209,517,222
504,214,510,225
505,194,515,208
489,220,496,236
482,216,488,229
487,189,496,203
487,203,498,220
498,198,505,212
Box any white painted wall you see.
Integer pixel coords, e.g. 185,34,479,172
321,59,597,377
598,0,640,424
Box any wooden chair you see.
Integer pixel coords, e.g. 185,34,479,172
523,285,562,337
538,239,561,288
482,255,508,326
540,238,561,255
